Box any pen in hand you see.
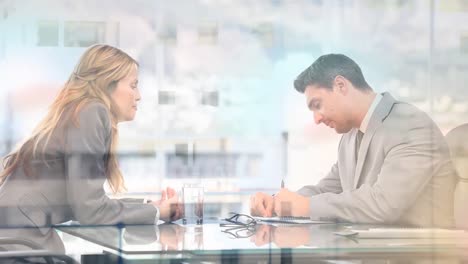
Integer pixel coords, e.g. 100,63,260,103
272,179,285,198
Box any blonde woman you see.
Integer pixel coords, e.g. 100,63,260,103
0,44,181,228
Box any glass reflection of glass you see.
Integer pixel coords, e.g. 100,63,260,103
221,225,256,239
182,226,203,250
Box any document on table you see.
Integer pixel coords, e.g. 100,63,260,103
334,228,468,239
253,216,335,224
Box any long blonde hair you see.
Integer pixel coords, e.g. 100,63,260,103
0,44,138,193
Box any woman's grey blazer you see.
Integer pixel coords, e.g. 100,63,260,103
0,102,157,230
298,92,456,227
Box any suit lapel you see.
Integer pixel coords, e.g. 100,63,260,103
347,129,359,189
353,92,397,188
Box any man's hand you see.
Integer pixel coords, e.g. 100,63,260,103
250,192,275,217
273,189,310,217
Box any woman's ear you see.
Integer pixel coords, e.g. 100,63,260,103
108,80,118,93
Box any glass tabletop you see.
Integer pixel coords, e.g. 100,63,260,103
56,220,468,257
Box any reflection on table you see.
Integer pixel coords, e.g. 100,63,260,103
56,221,468,263
3,220,467,263
0,227,76,263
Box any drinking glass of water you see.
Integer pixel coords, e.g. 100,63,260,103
182,184,204,225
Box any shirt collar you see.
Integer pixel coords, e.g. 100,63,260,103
359,93,382,133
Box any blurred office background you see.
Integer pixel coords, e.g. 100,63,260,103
0,0,467,211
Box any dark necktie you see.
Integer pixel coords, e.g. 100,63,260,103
355,130,364,160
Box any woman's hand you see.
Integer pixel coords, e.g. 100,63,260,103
159,187,177,201
153,195,183,222
153,187,183,222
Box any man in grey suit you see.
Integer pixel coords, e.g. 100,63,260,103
250,54,455,227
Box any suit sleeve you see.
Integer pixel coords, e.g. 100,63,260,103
297,136,344,196
296,162,342,196
64,103,158,225
308,115,444,223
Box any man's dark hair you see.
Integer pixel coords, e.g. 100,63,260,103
293,54,371,93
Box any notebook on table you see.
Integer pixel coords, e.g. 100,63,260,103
253,216,334,224
334,228,468,239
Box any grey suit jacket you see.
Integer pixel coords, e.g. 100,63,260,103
298,92,456,227
0,102,157,230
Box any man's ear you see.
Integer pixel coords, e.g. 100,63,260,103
333,75,348,95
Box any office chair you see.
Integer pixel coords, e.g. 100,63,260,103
445,123,468,229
